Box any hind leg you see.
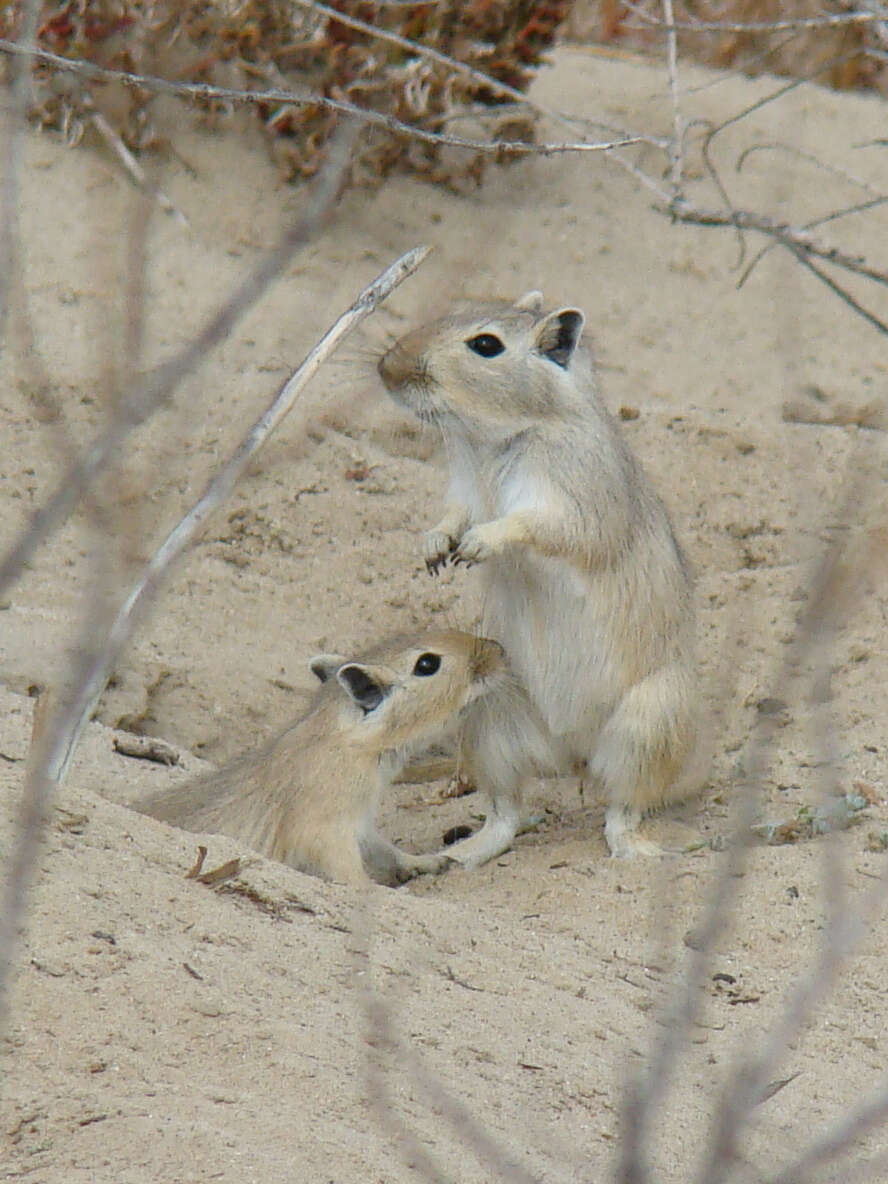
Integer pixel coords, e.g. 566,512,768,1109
434,788,523,870
590,666,697,858
603,804,663,858
432,671,555,869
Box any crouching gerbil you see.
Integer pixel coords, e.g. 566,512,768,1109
136,630,507,886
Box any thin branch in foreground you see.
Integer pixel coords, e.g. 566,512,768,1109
47,242,431,786
0,124,363,1026
686,461,888,1184
617,447,888,1183
616,766,761,1184
0,120,356,602
364,986,541,1184
83,94,187,227
0,239,428,1016
661,0,684,197
0,0,40,348
737,142,888,200
624,7,885,34
363,992,462,1184
666,201,888,293
0,242,428,1026
737,194,888,291
787,243,888,336
769,1070,888,1184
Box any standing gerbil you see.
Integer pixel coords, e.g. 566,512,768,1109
378,291,698,862
136,630,506,886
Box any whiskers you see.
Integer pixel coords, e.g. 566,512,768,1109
324,322,395,374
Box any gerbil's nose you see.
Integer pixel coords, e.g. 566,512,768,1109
378,343,412,391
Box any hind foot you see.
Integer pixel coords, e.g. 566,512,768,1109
604,805,663,858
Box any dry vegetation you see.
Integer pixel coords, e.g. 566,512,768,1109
1,0,570,184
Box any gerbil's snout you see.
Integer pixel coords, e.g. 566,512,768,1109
378,341,417,392
378,324,434,395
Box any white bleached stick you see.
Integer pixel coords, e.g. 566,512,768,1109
0,243,429,1026
50,243,431,785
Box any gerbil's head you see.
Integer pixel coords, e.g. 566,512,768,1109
377,291,587,434
309,631,506,752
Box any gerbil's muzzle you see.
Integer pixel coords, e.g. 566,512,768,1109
377,343,416,392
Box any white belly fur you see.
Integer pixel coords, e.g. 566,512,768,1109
481,550,625,746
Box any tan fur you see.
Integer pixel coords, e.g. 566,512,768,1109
379,295,700,862
136,631,506,886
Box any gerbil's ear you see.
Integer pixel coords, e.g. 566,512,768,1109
514,290,543,314
309,654,349,683
336,664,389,713
534,308,584,369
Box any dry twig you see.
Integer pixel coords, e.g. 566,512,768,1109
0,231,429,1021
48,242,431,786
0,120,354,600
625,7,886,34
0,0,40,347
0,123,366,1021
0,39,649,159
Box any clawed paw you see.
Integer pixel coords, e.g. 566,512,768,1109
451,527,494,568
423,530,459,576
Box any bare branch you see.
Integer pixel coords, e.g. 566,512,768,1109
787,244,888,336
661,0,684,196
83,94,187,227
691,459,888,1184
770,1070,888,1184
737,142,888,199
47,243,431,786
0,121,357,602
0,0,40,347
293,0,545,111
0,237,427,1023
737,194,888,291
290,0,651,148
677,31,808,97
682,46,868,267
625,7,886,34
619,443,888,1184
0,124,362,1024
667,200,888,290
365,989,540,1184
616,767,761,1184
0,39,650,158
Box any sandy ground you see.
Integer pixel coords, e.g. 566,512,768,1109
2,46,888,1183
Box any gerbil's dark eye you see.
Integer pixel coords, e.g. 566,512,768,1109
413,652,441,676
466,333,505,359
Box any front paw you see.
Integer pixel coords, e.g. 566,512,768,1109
452,525,496,567
423,528,459,575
